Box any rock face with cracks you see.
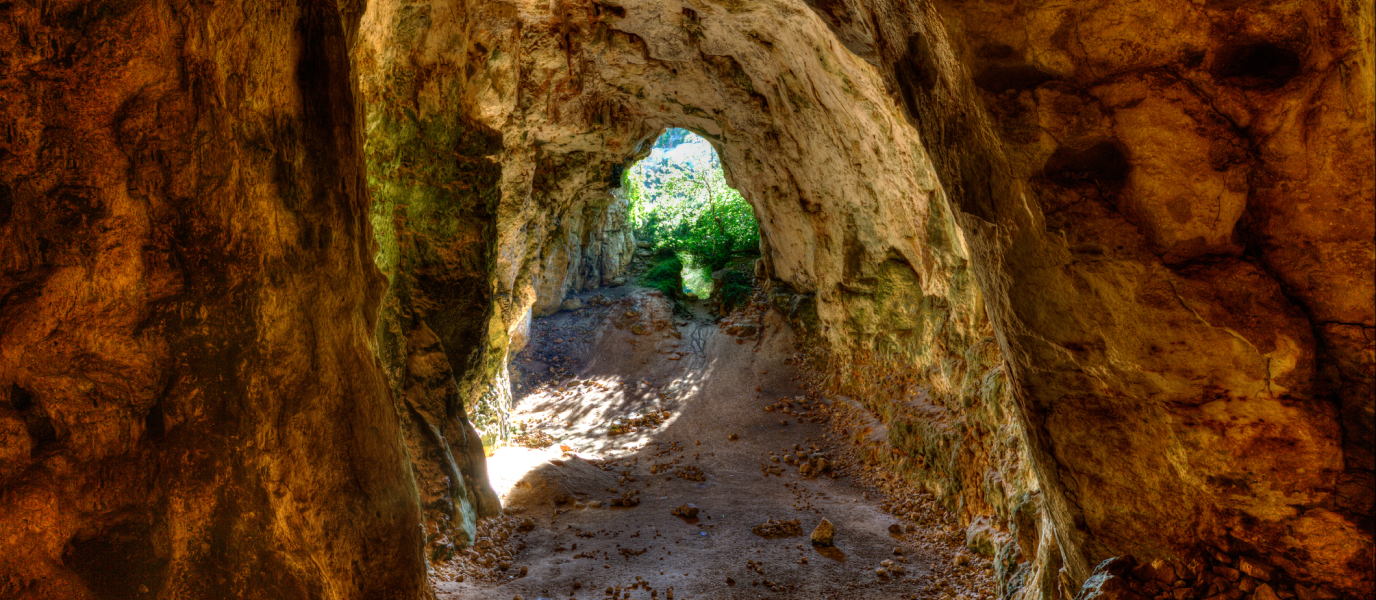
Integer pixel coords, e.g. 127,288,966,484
361,0,1372,596
813,1,1376,597
0,0,1370,599
0,1,429,598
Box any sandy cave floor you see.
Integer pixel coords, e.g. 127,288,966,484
432,283,998,600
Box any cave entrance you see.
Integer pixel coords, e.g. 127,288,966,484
622,128,761,304
491,130,772,502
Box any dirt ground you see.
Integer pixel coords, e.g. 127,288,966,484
432,284,998,600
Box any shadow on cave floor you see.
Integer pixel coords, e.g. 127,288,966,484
432,284,997,600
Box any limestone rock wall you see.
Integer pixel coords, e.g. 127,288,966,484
380,0,1372,596
1,0,1368,597
801,0,1374,596
530,180,637,318
356,0,510,565
0,1,431,597
355,0,639,563
430,0,1032,591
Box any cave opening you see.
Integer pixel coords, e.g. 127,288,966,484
490,131,770,508
0,0,1370,599
621,127,761,301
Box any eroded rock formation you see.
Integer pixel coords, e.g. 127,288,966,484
0,0,1370,598
364,0,1372,595
812,1,1375,597
0,2,429,597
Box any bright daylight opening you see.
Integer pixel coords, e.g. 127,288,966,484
623,129,761,301
485,129,766,504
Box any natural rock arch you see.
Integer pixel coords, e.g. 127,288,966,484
360,0,1372,596
0,0,1369,598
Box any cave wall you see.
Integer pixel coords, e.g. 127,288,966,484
385,0,1032,590
0,0,1369,598
800,0,1374,596
371,0,1372,597
0,1,430,598
524,154,638,318
354,0,643,564
355,0,510,565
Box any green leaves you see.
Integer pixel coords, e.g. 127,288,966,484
625,143,759,273
639,252,685,299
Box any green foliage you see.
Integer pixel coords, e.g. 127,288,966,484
717,270,753,313
653,128,691,149
679,253,716,298
622,164,642,212
625,131,760,274
639,251,684,299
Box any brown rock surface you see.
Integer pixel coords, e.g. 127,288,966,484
818,0,1375,595
811,518,837,546
0,1,428,597
1,0,1370,598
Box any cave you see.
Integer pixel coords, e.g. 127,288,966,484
0,1,1371,600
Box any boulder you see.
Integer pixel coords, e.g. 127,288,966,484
810,519,836,546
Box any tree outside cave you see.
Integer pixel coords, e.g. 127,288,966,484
622,129,760,303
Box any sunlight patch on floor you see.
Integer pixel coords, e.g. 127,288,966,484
492,374,688,499
486,444,561,501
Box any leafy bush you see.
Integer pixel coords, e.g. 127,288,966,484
624,130,760,273
639,251,684,299
717,270,754,313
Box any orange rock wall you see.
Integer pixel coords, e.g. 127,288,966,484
0,0,1369,598
804,0,1373,595
0,2,430,597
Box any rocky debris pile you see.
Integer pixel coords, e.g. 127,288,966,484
764,395,827,424
670,503,700,518
1077,554,1335,600
721,321,759,338
673,465,705,482
708,262,761,317
751,518,803,538
511,420,557,448
430,509,533,583
552,291,620,315
609,490,642,507
875,557,908,578
643,440,702,480
768,443,835,478
717,294,770,339
880,492,944,525
612,294,677,339
606,409,670,436
601,578,673,600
